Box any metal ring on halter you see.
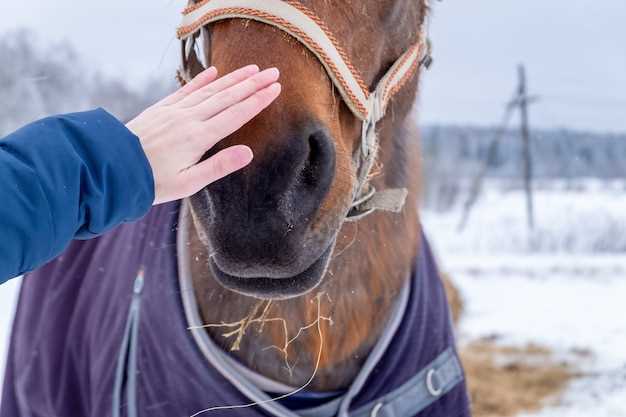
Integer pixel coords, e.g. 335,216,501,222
346,207,376,222
350,186,376,209
419,38,434,69
347,187,377,220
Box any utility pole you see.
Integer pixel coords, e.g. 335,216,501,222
458,64,539,232
518,64,534,229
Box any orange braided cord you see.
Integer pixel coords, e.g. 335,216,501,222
177,7,370,118
180,1,369,97
382,42,422,105
183,0,212,15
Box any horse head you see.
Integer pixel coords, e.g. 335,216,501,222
184,0,428,301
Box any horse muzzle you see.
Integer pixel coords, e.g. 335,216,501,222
208,241,335,300
189,120,339,299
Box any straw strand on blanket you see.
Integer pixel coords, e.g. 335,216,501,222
188,292,330,417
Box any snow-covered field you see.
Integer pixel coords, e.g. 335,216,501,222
423,180,626,417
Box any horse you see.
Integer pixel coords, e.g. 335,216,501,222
1,1,471,416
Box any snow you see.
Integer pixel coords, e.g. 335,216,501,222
451,268,626,417
519,375,626,417
423,180,626,254
423,180,626,417
452,268,626,370
0,277,20,397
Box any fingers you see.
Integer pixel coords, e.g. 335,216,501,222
177,145,254,195
203,82,282,140
159,67,218,106
177,64,260,108
194,67,280,120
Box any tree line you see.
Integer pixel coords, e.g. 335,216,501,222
0,30,173,136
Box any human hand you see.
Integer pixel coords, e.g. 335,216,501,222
126,65,281,205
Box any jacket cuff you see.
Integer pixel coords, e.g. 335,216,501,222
94,108,155,220
71,108,155,238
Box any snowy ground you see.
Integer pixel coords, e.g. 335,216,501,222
0,277,20,397
423,180,626,417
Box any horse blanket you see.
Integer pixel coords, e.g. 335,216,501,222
0,201,471,417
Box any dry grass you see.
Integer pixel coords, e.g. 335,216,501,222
442,272,463,324
441,275,577,417
461,339,575,417
188,293,330,417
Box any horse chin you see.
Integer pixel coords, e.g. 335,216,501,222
208,240,336,300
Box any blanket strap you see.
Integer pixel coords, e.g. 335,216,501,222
349,348,463,417
112,270,145,417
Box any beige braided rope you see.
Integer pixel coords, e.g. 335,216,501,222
182,1,370,97
177,7,373,118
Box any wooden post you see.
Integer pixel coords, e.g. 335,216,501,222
457,65,538,233
518,64,535,229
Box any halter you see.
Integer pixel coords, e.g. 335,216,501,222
177,0,432,221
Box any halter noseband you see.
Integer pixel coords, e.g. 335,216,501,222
177,0,431,222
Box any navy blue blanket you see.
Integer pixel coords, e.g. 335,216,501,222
1,202,470,417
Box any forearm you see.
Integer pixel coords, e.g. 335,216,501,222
0,108,154,284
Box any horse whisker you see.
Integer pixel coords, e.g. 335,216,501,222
187,321,240,330
333,222,359,259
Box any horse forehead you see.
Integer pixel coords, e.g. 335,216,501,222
203,0,404,89
210,21,336,98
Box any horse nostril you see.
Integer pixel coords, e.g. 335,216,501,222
301,129,335,189
288,128,335,222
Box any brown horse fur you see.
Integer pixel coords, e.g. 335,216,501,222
184,0,429,391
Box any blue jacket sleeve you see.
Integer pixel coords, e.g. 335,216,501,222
0,108,155,284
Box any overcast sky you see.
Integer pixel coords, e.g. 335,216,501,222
1,0,625,133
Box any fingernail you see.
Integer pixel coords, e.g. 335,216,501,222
234,145,254,165
267,67,280,77
268,82,282,94
245,64,260,73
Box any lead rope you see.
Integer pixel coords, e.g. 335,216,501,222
345,110,407,222
345,40,434,221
